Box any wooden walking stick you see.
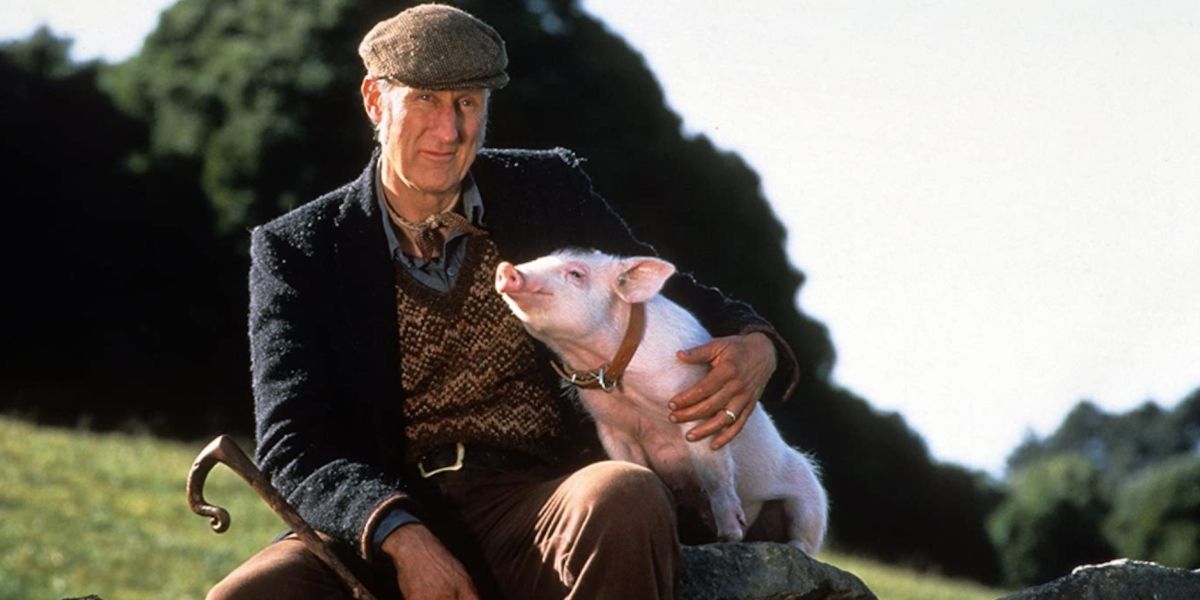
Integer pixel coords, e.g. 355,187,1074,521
187,435,378,600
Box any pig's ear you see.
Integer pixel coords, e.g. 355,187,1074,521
614,257,676,304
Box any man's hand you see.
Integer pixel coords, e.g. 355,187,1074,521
668,331,777,450
381,523,479,600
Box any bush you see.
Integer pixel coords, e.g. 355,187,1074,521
1105,455,1200,568
987,453,1115,586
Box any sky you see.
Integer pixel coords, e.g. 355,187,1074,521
5,1,1199,475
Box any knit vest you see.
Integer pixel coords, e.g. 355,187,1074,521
393,237,568,464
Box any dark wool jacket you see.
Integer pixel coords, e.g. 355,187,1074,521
248,147,799,562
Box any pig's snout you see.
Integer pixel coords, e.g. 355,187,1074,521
496,261,525,294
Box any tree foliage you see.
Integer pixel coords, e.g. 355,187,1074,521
994,390,1200,585
103,0,369,232
1009,392,1200,489
0,27,246,433
988,454,1115,586
1105,455,1200,569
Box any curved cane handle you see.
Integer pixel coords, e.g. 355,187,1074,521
186,435,240,532
185,435,377,599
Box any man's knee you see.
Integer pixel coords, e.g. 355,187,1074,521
206,574,247,600
546,461,679,596
207,570,263,600
574,461,675,529
206,538,351,600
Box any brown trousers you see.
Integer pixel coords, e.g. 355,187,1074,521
207,460,680,599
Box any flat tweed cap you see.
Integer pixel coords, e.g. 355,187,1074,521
359,3,509,90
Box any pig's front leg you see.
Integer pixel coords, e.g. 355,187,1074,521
682,426,746,542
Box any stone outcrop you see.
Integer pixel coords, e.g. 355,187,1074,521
1001,558,1200,600
680,542,877,600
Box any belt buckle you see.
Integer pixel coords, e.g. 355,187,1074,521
418,442,465,478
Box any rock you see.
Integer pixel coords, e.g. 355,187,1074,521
679,542,877,600
1000,558,1200,600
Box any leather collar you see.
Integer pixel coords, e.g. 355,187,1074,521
551,302,646,392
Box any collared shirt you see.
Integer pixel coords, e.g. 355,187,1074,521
375,163,487,293
370,163,488,549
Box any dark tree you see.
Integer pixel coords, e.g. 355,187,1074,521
1009,395,1199,490
988,454,1116,586
1106,455,1200,569
1,27,246,434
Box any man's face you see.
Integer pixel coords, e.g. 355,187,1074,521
366,81,488,201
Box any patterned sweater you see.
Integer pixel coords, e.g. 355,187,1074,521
394,238,567,464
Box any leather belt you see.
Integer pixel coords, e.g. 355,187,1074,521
415,443,543,479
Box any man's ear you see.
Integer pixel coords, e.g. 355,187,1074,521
361,77,383,125
614,257,676,304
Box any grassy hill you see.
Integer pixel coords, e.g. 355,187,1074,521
0,416,1006,599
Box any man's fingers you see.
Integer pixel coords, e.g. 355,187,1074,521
685,409,734,443
680,388,746,442
668,332,775,447
709,397,756,450
669,372,725,413
671,377,739,424
670,333,773,445
676,338,724,365
387,524,480,600
688,399,750,446
669,355,741,411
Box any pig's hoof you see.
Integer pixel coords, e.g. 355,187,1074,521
714,507,748,542
716,528,745,543
715,520,746,543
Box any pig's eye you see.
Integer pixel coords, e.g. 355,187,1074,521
566,269,585,281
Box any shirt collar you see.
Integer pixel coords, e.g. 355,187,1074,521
374,161,487,265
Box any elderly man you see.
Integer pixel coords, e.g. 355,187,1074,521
209,4,797,599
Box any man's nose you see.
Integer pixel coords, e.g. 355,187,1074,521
430,103,462,144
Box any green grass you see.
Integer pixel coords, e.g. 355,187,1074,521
819,551,1008,600
0,417,280,599
0,416,1009,599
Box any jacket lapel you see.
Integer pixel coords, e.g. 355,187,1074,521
332,151,402,405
